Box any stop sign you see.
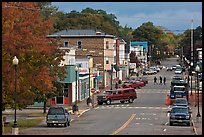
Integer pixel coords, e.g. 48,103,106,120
91,88,95,93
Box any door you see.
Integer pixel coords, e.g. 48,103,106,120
56,96,63,104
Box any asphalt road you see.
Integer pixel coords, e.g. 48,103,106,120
19,58,196,135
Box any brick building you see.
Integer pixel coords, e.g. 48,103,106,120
47,29,116,89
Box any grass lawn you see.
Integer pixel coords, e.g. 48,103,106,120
2,118,44,135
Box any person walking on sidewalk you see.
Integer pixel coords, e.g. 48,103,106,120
159,76,162,85
115,82,119,89
163,76,166,85
154,76,157,85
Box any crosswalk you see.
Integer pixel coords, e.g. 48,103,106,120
95,105,168,110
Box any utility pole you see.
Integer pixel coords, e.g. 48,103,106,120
190,19,194,96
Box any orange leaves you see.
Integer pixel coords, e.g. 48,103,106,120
2,2,62,107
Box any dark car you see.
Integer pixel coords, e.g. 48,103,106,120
173,98,188,107
168,106,191,126
46,106,71,127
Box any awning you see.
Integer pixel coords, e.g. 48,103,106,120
96,75,103,79
114,64,120,71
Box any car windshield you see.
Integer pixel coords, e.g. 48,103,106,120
171,107,188,113
174,87,185,91
175,99,187,104
48,108,64,115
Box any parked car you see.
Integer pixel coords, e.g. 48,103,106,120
167,67,172,71
168,106,191,126
97,88,137,105
137,76,148,85
175,69,182,75
46,106,71,127
122,80,145,89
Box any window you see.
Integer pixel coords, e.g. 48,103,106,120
64,83,69,97
118,90,122,94
77,41,82,49
106,41,109,49
64,41,69,47
124,90,129,94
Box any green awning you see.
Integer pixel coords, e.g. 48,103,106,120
114,64,120,71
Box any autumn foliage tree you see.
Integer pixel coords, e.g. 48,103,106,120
2,2,66,109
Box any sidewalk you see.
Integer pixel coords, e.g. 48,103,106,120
188,91,202,135
67,87,108,120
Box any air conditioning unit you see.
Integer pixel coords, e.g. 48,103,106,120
123,60,128,65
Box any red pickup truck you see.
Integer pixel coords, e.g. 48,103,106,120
122,80,145,89
97,88,137,105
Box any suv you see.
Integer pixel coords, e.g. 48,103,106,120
46,106,71,127
168,106,191,126
97,88,137,105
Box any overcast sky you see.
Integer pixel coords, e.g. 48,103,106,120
52,2,202,34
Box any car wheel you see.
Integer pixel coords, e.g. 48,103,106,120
64,122,67,127
138,86,141,89
128,97,134,103
47,123,51,127
106,99,111,105
120,100,125,103
98,101,103,105
67,120,70,126
169,121,173,126
186,122,190,126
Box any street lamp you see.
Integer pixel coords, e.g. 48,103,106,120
195,65,201,117
12,56,19,134
75,66,78,106
190,62,193,96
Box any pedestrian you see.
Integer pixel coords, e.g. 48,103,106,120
86,97,92,106
115,82,119,89
154,76,157,85
159,76,162,85
163,76,166,85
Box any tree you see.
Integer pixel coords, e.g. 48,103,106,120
2,2,66,109
132,22,163,46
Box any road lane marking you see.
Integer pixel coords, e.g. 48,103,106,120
110,113,136,135
163,128,167,132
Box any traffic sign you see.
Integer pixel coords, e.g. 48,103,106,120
91,88,95,93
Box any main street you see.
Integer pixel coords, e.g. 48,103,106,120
19,58,196,135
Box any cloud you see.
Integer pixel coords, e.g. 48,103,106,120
117,9,202,33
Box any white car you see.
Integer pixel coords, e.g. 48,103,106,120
175,69,182,75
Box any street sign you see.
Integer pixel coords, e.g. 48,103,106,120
91,88,95,93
